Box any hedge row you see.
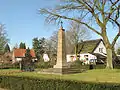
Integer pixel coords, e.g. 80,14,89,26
0,76,120,90
0,64,19,69
70,60,120,70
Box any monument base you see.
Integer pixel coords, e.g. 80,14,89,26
38,67,84,75
53,64,68,69
52,63,69,74
38,68,69,74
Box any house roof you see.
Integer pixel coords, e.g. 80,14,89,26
13,49,36,58
78,39,103,54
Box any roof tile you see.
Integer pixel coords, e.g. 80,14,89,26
14,49,36,58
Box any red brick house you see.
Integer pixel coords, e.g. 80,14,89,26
12,49,37,63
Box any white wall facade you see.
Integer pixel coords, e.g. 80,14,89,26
66,54,76,62
66,40,106,63
79,53,97,61
93,41,106,56
66,53,97,62
16,58,22,62
43,53,50,62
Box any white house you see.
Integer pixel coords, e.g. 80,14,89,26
43,53,50,62
67,39,107,64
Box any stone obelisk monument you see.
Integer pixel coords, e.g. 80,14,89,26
53,22,68,74
39,22,80,74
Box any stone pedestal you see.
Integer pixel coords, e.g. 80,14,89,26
53,27,68,73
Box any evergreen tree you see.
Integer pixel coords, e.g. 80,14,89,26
19,42,26,49
4,44,10,53
25,47,32,59
22,47,33,71
23,43,26,49
32,37,46,60
19,42,23,49
32,38,40,60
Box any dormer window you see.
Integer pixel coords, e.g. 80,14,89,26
99,48,103,53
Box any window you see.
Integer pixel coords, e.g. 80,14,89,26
84,55,88,60
84,55,88,57
99,48,103,53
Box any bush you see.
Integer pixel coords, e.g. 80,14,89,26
0,75,120,90
70,60,82,68
94,64,120,69
70,60,107,70
0,63,19,69
70,60,90,70
35,61,53,69
114,65,120,69
95,64,106,69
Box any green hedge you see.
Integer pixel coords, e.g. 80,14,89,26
94,64,106,69
35,61,53,69
0,63,19,69
70,60,120,70
95,64,120,69
0,76,120,90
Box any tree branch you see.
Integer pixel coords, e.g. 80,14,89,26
55,4,85,11
106,0,119,22
76,0,104,27
110,0,119,7
110,18,120,29
112,32,120,48
40,9,101,36
110,18,120,48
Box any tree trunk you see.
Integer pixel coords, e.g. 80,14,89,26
106,48,113,69
75,44,78,60
75,45,77,56
102,28,113,69
19,61,22,70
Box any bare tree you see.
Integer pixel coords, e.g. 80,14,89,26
66,21,91,55
0,24,9,54
45,31,58,65
48,31,58,54
40,0,120,69
13,43,19,49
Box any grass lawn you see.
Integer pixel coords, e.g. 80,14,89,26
2,69,120,84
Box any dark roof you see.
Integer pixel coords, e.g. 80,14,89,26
78,39,103,54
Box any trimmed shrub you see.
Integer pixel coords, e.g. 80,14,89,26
70,60,91,70
0,76,120,90
35,61,53,69
95,64,106,69
95,64,120,69
114,65,120,69
0,63,19,69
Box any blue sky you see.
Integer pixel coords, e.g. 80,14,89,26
0,0,60,48
0,0,119,49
